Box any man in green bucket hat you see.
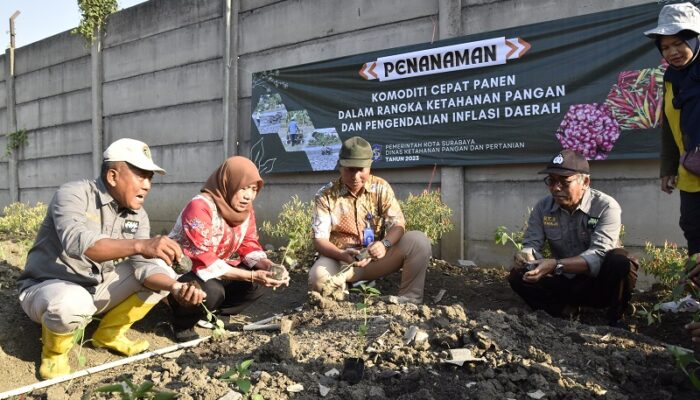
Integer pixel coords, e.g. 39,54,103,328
308,136,432,303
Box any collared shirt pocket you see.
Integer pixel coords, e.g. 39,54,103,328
543,224,562,242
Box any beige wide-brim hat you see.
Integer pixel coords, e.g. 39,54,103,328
644,2,700,37
103,138,166,174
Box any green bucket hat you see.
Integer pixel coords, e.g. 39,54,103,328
338,136,373,168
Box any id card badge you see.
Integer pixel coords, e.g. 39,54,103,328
122,220,139,234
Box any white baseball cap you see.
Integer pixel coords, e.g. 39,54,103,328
103,138,166,175
644,2,700,37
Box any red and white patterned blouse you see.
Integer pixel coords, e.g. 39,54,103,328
169,194,267,281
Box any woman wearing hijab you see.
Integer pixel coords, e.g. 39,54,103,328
168,156,289,342
645,2,700,342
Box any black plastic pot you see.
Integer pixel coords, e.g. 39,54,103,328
341,357,365,384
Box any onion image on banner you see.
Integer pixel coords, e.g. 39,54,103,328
555,103,621,160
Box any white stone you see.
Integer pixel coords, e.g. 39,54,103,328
287,384,304,393
404,325,418,344
527,390,546,399
218,391,243,400
324,368,340,377
319,384,331,397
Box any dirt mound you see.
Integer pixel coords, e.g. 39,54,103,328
1,260,698,399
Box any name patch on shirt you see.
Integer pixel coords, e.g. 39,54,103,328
543,216,557,226
587,217,599,229
122,220,139,234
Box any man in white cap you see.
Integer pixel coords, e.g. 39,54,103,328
17,138,205,380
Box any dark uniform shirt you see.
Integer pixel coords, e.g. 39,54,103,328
522,188,622,277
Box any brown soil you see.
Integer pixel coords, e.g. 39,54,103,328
0,257,698,399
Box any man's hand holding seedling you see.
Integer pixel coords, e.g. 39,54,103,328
342,248,372,268
170,281,206,306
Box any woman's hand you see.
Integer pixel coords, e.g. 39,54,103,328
686,321,700,343
661,176,677,194
252,269,289,288
683,254,700,288
255,258,274,271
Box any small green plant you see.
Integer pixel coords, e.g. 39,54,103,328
260,195,314,268
399,191,454,244
350,284,381,356
494,225,524,251
5,129,27,157
494,209,553,259
641,241,688,287
637,303,664,326
202,302,226,340
667,345,700,390
71,314,97,368
280,232,300,268
73,0,118,43
0,202,47,240
94,377,176,399
219,359,263,399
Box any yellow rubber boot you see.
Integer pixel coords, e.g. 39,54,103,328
39,324,74,380
92,294,157,356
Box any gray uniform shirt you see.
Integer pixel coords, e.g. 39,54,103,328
17,178,167,293
522,188,621,278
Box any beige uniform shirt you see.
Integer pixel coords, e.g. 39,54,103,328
312,175,405,249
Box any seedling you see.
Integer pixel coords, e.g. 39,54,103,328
93,377,176,399
201,303,226,341
637,303,663,326
71,314,97,368
667,345,700,390
219,359,264,399
281,232,299,269
350,283,381,356
494,225,524,251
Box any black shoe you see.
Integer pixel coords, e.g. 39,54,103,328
174,327,199,343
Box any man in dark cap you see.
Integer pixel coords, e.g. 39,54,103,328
308,136,432,303
508,149,638,326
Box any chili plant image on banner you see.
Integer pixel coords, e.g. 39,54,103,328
605,62,666,130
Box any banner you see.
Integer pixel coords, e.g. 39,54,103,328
250,3,665,173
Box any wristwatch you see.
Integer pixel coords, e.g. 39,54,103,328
554,260,565,275
381,239,392,248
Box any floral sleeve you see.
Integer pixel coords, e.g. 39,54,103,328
178,198,233,280
236,209,267,267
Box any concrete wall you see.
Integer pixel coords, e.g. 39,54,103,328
0,0,679,268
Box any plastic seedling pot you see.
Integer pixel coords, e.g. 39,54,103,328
270,263,287,280
341,357,364,385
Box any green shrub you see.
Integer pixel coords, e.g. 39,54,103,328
0,202,47,240
399,190,454,244
260,195,315,268
641,241,687,287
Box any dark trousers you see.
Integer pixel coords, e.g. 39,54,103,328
680,191,700,255
508,248,638,323
169,271,266,330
